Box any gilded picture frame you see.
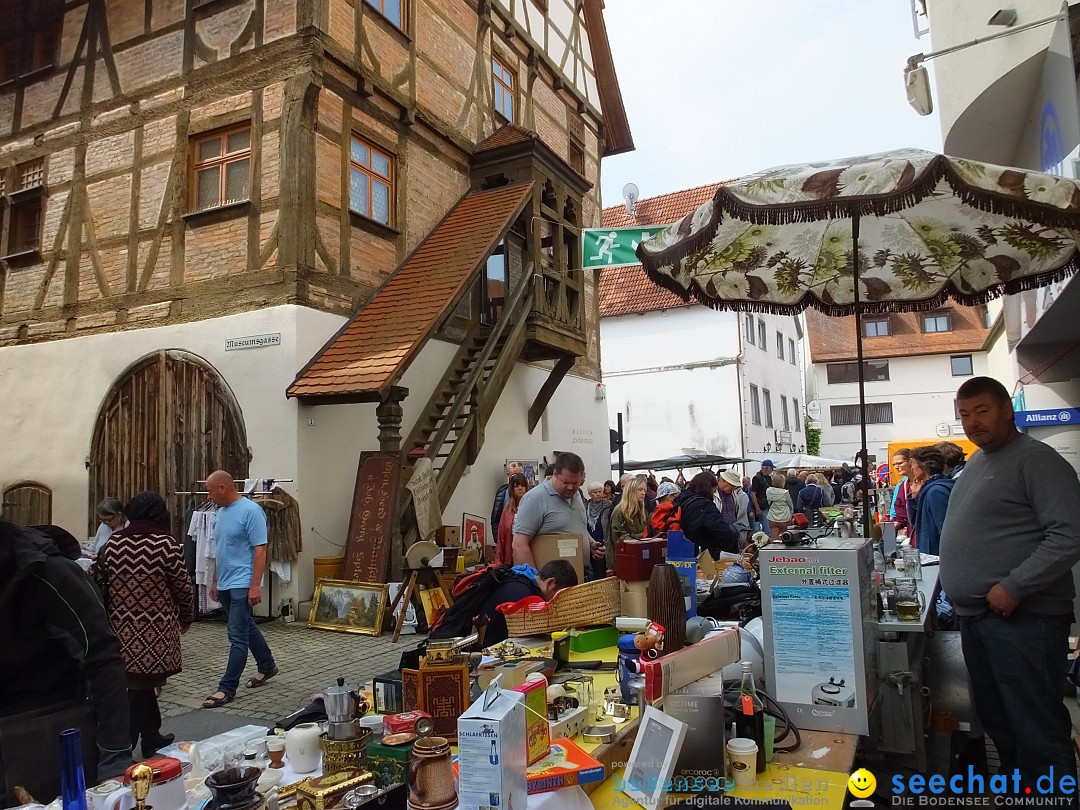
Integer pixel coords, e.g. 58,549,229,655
309,579,388,636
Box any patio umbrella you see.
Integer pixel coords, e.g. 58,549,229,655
636,148,1080,536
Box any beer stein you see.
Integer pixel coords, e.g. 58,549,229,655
894,578,925,622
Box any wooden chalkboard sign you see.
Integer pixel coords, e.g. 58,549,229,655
343,451,401,583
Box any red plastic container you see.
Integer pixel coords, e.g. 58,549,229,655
615,538,667,581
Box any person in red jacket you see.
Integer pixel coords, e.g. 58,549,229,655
648,481,682,536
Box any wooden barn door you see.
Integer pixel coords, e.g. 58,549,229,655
2,482,53,525
89,350,250,540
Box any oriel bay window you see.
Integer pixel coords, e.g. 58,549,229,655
349,136,394,227
190,125,251,212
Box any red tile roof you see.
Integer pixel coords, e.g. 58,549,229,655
474,123,539,154
597,182,723,316
288,182,533,400
805,305,990,363
601,181,722,229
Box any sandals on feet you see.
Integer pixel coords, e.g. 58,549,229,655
245,667,279,689
201,692,234,709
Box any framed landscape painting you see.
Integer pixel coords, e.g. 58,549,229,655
309,579,388,635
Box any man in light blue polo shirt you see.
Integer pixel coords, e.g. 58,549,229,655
201,471,278,709
511,452,604,579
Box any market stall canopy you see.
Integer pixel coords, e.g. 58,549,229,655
745,453,851,470
635,148,1080,316
621,453,751,472
635,148,1080,536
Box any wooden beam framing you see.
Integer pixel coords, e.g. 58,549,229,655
527,354,573,433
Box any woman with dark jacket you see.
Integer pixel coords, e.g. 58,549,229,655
908,446,955,555
93,492,195,759
674,471,739,560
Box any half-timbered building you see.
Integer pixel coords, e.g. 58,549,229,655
0,0,632,606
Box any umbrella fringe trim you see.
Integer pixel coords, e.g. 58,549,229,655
636,155,1080,275
640,251,1079,318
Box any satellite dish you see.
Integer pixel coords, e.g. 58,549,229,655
622,182,639,216
904,64,933,116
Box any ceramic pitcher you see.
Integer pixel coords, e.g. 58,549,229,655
407,736,456,810
284,723,322,774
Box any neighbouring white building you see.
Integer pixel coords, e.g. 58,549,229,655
805,305,990,465
597,184,805,475
914,0,1080,473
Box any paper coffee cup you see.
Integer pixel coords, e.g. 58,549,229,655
726,737,759,790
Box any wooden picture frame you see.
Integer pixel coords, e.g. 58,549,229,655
309,579,388,635
462,512,486,566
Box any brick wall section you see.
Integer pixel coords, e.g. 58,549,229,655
185,218,248,283
115,32,185,91
315,134,342,208
0,0,613,348
106,0,146,45
87,175,133,242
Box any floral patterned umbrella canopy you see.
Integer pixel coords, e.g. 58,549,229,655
636,148,1080,315
635,148,1080,530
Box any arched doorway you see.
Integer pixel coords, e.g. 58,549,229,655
88,350,250,540
2,482,52,525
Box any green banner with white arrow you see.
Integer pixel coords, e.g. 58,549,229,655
581,226,668,270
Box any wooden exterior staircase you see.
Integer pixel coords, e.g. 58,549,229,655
393,265,535,567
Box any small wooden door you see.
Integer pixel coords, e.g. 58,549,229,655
1,482,52,525
88,350,250,541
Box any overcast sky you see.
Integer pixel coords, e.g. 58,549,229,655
599,1,945,207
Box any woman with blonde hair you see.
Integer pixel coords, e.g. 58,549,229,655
766,471,794,539
610,476,648,541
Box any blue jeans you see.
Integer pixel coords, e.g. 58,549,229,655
217,588,276,696
960,610,1077,803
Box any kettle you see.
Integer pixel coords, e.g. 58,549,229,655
324,677,364,722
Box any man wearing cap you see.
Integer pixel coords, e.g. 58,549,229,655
751,461,774,535
718,470,752,546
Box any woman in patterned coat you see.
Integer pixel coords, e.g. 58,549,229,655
94,491,194,758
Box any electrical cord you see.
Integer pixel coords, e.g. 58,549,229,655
721,678,802,754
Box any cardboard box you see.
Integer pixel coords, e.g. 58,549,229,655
760,538,876,735
512,678,550,765
530,533,585,583
527,738,605,794
436,525,460,546
457,686,527,810
666,556,698,619
667,676,728,783
619,579,649,618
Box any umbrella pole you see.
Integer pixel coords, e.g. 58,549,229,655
851,214,872,539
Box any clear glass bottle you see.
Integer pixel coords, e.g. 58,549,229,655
734,661,767,773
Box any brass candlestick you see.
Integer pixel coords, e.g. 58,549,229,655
130,763,154,810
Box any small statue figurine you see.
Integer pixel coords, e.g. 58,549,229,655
633,621,665,659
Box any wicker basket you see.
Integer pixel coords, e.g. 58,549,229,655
502,576,621,637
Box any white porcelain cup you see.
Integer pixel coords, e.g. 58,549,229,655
726,737,759,790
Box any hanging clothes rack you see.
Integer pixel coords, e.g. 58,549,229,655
173,476,295,622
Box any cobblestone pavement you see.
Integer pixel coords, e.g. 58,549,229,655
160,619,421,723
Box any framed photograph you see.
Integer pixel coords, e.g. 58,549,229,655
518,459,539,486
621,706,688,808
462,513,486,565
309,579,388,636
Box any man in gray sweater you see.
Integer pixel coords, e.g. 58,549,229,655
940,377,1080,799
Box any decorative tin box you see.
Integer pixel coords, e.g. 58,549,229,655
365,738,415,789
295,769,373,810
382,710,431,736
